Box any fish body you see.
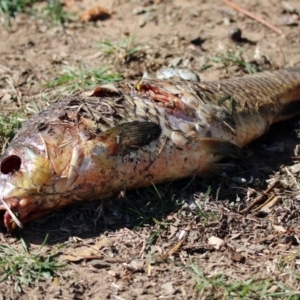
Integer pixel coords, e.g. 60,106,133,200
1,67,300,231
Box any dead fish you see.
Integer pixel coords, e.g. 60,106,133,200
1,67,300,231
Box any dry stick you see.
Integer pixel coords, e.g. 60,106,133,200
285,166,300,190
239,179,279,214
253,194,280,212
222,0,283,35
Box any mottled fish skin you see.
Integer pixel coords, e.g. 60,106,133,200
0,67,300,231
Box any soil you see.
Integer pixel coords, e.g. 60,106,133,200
1,0,300,299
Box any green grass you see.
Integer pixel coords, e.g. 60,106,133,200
124,181,219,234
0,0,72,25
46,66,123,91
188,263,300,299
128,184,179,226
0,235,65,293
146,218,171,249
0,0,35,18
0,113,24,141
190,186,219,221
98,36,144,63
210,48,260,74
39,0,72,26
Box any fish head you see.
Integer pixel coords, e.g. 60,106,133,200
0,143,56,231
0,113,163,232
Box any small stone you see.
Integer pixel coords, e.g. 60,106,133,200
1,93,12,102
281,1,297,13
156,67,200,82
130,259,144,270
161,282,175,295
178,229,187,241
133,7,146,15
168,57,182,67
282,235,298,245
231,177,247,184
279,178,289,189
139,18,147,27
208,236,224,250
177,69,200,82
278,15,298,26
290,163,300,173
295,144,300,156
142,71,156,80
223,17,231,26
89,259,111,269
107,270,117,277
228,27,242,41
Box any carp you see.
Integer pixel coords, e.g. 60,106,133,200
0,67,300,231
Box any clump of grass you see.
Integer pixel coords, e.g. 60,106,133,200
146,218,171,248
0,113,23,141
128,183,179,226
0,0,35,18
187,263,300,299
40,0,74,26
0,0,72,26
46,66,123,91
210,48,260,74
0,235,65,293
189,186,219,222
98,36,144,63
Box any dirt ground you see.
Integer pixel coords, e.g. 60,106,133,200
1,0,300,299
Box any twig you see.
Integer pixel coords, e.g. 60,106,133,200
1,197,23,229
222,0,283,35
253,194,281,212
285,166,300,190
278,46,285,69
239,179,279,214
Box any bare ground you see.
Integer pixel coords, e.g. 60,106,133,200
1,0,300,299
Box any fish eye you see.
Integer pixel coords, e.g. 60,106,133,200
0,155,21,174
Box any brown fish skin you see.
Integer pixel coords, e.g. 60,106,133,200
0,67,300,231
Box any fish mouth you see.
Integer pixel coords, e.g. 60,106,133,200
0,199,51,232
0,199,26,232
0,147,56,232
0,211,20,233
0,209,22,232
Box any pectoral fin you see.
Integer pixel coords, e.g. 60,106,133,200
197,138,243,178
100,121,162,155
200,137,241,159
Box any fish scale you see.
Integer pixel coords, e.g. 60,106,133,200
0,67,300,231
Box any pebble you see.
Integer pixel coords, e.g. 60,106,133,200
278,15,298,26
130,259,144,270
168,57,182,67
281,1,297,13
139,18,147,27
90,259,111,269
178,230,187,241
228,27,242,41
132,7,146,15
290,163,300,174
231,177,247,184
